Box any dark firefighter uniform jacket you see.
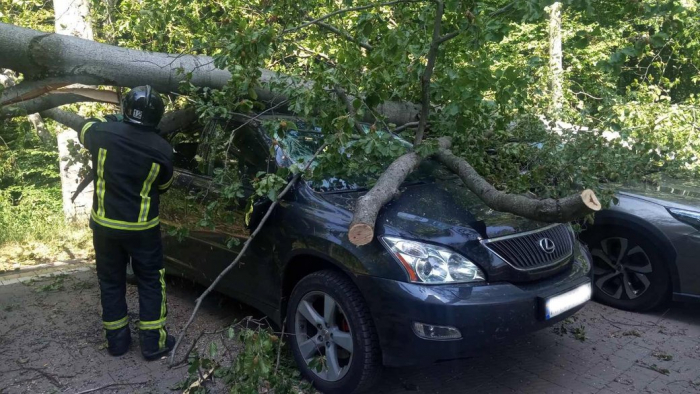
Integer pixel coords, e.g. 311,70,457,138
79,115,174,234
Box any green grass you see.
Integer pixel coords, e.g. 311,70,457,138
0,185,91,269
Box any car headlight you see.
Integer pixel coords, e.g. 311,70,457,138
379,236,485,284
668,208,700,230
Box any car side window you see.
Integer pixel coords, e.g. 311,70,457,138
168,121,204,174
205,119,275,185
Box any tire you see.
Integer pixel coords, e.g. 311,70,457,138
286,270,382,394
584,227,670,312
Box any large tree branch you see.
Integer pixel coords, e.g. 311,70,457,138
40,108,88,132
1,90,119,119
348,152,424,245
1,76,104,105
1,69,53,143
0,22,420,126
347,137,601,246
414,1,445,146
434,137,601,222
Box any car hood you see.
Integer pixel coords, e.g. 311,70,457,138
619,185,700,211
320,161,549,241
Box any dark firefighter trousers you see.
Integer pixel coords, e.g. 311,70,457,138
93,227,169,352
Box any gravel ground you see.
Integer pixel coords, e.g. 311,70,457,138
0,266,698,394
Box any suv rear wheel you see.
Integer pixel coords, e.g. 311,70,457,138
286,270,381,393
586,228,670,311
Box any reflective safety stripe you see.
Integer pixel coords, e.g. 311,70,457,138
91,210,159,231
103,316,128,330
138,317,167,330
158,268,167,349
158,175,174,191
96,148,107,216
80,122,96,145
159,328,166,350
138,163,160,222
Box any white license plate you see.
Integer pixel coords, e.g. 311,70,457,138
544,282,591,320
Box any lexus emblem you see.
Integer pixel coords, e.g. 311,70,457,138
538,238,556,253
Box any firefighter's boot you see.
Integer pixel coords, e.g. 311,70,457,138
140,328,175,361
106,325,131,356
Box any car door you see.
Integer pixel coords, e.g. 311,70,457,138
164,117,280,310
160,120,214,281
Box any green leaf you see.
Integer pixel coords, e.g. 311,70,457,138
209,342,218,358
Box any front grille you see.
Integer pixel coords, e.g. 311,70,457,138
482,224,574,271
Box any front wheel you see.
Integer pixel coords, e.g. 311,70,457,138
586,228,670,311
287,270,381,394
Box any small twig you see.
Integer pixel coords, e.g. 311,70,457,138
15,366,63,388
284,0,425,33
223,100,289,170
490,2,515,17
173,329,223,367
316,21,373,51
275,318,287,372
73,381,148,394
436,30,461,45
600,314,656,328
334,85,366,134
184,367,215,394
169,142,329,366
392,121,420,133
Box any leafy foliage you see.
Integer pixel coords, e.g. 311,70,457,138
2,0,699,247
178,323,313,394
87,0,699,210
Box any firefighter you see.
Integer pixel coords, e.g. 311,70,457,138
78,85,175,360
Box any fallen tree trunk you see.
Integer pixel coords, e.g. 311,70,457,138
0,23,420,126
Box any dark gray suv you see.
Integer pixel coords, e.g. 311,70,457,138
582,183,700,311
159,115,594,393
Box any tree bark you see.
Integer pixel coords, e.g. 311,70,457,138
0,23,420,127
1,69,52,144
1,90,119,119
52,0,95,221
547,2,563,114
27,114,52,144
348,152,423,245
347,137,601,246
434,137,600,223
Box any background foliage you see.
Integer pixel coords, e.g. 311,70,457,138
2,0,699,248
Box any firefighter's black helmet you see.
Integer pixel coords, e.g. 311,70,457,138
122,85,165,127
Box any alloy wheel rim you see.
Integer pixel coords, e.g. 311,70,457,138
591,237,653,300
294,291,354,382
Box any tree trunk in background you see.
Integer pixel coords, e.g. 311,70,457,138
547,2,563,115
53,0,95,221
